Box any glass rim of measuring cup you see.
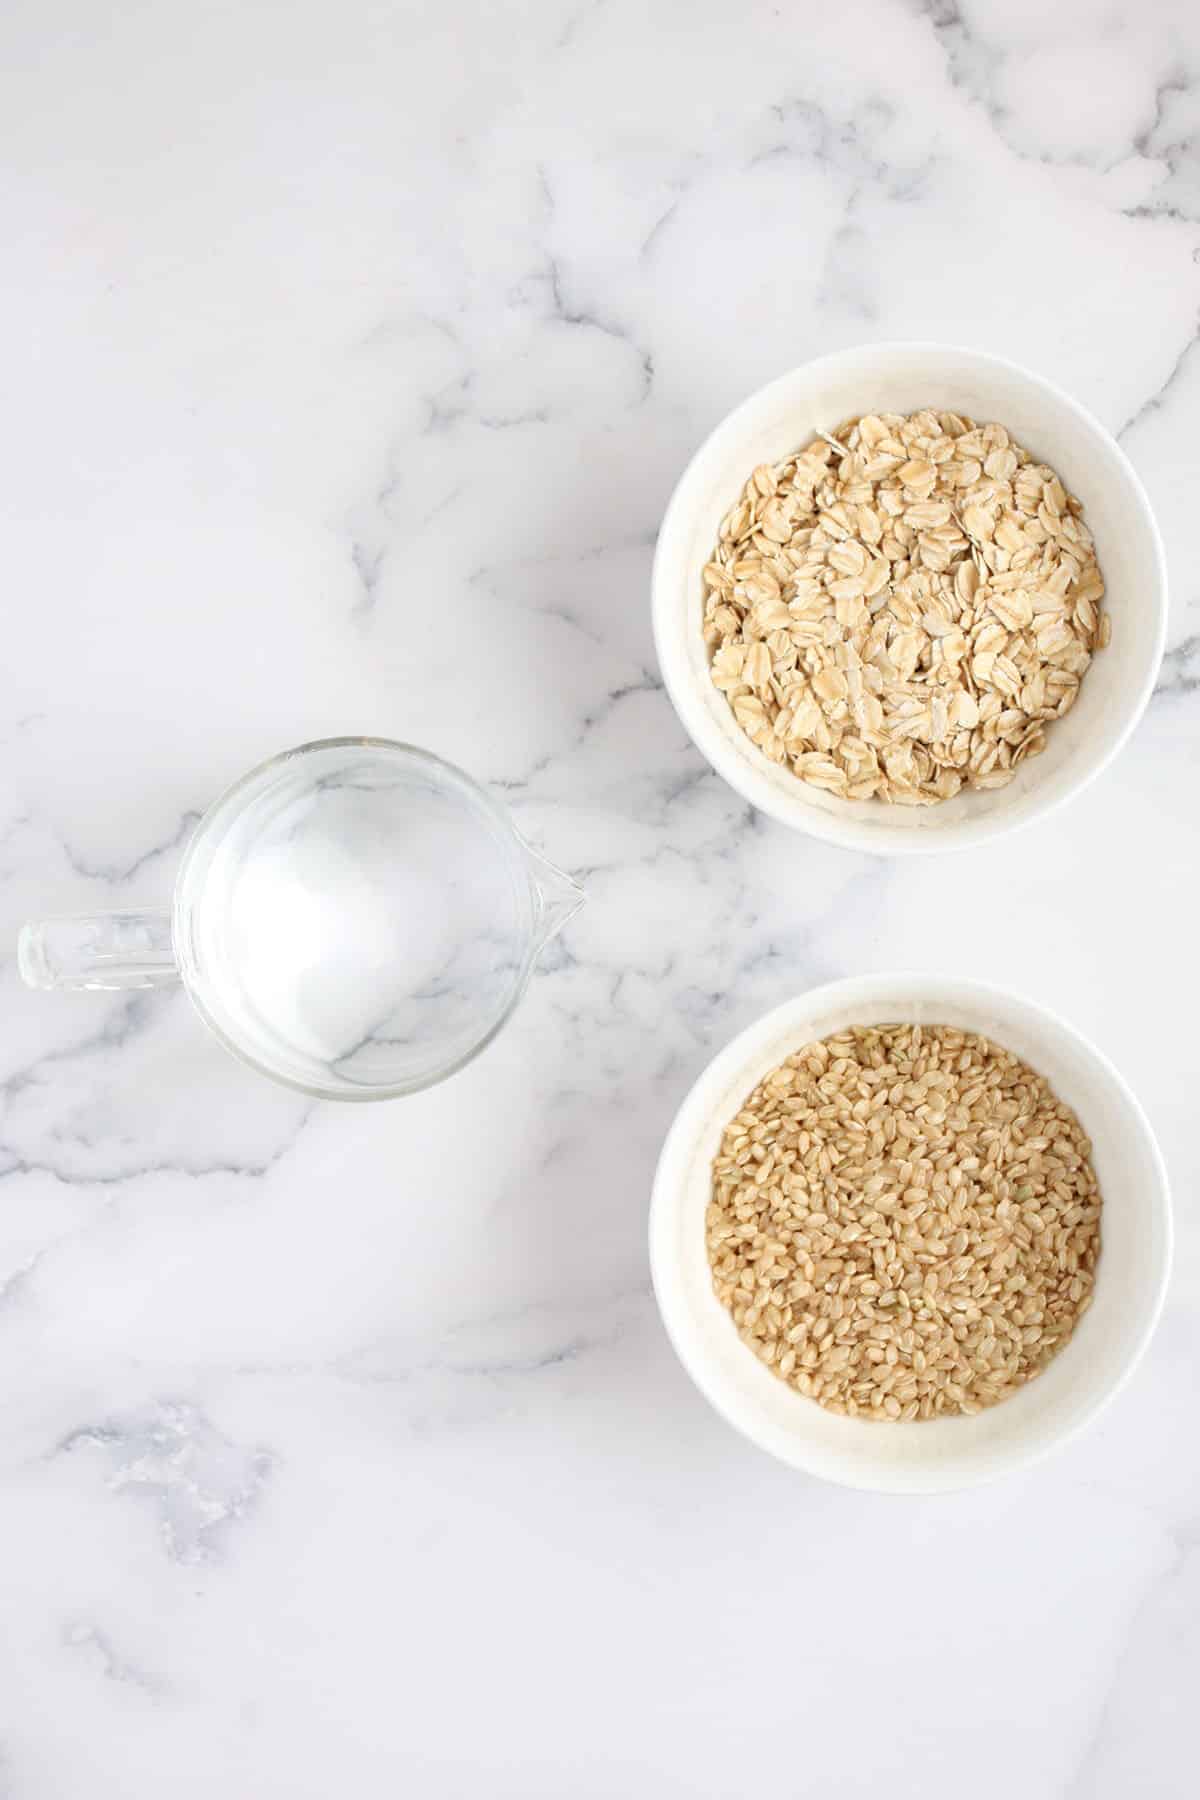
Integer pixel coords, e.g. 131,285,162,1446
19,737,584,1103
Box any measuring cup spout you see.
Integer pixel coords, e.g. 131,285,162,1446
527,849,585,952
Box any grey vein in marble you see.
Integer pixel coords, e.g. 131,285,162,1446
58,1402,273,1565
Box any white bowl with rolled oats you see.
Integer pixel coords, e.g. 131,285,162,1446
653,346,1166,852
649,974,1171,1491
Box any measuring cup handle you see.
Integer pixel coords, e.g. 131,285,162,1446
18,911,179,991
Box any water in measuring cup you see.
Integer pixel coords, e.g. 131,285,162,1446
183,750,532,1093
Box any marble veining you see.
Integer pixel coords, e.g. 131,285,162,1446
1,0,1198,1793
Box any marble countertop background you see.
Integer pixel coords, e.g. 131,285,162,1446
2,0,1198,1793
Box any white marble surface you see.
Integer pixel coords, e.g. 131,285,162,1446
1,0,1198,1792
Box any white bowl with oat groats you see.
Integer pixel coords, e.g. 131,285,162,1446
649,974,1171,1491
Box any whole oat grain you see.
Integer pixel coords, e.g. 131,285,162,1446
707,1024,1102,1420
703,411,1108,804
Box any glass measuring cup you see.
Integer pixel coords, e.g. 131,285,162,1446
18,739,584,1100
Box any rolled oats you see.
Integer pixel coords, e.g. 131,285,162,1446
703,412,1108,805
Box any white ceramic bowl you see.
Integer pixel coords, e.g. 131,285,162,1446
649,974,1171,1492
653,345,1167,854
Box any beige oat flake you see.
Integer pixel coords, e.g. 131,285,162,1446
703,411,1108,805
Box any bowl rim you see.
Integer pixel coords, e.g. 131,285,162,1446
648,972,1174,1492
652,342,1169,856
